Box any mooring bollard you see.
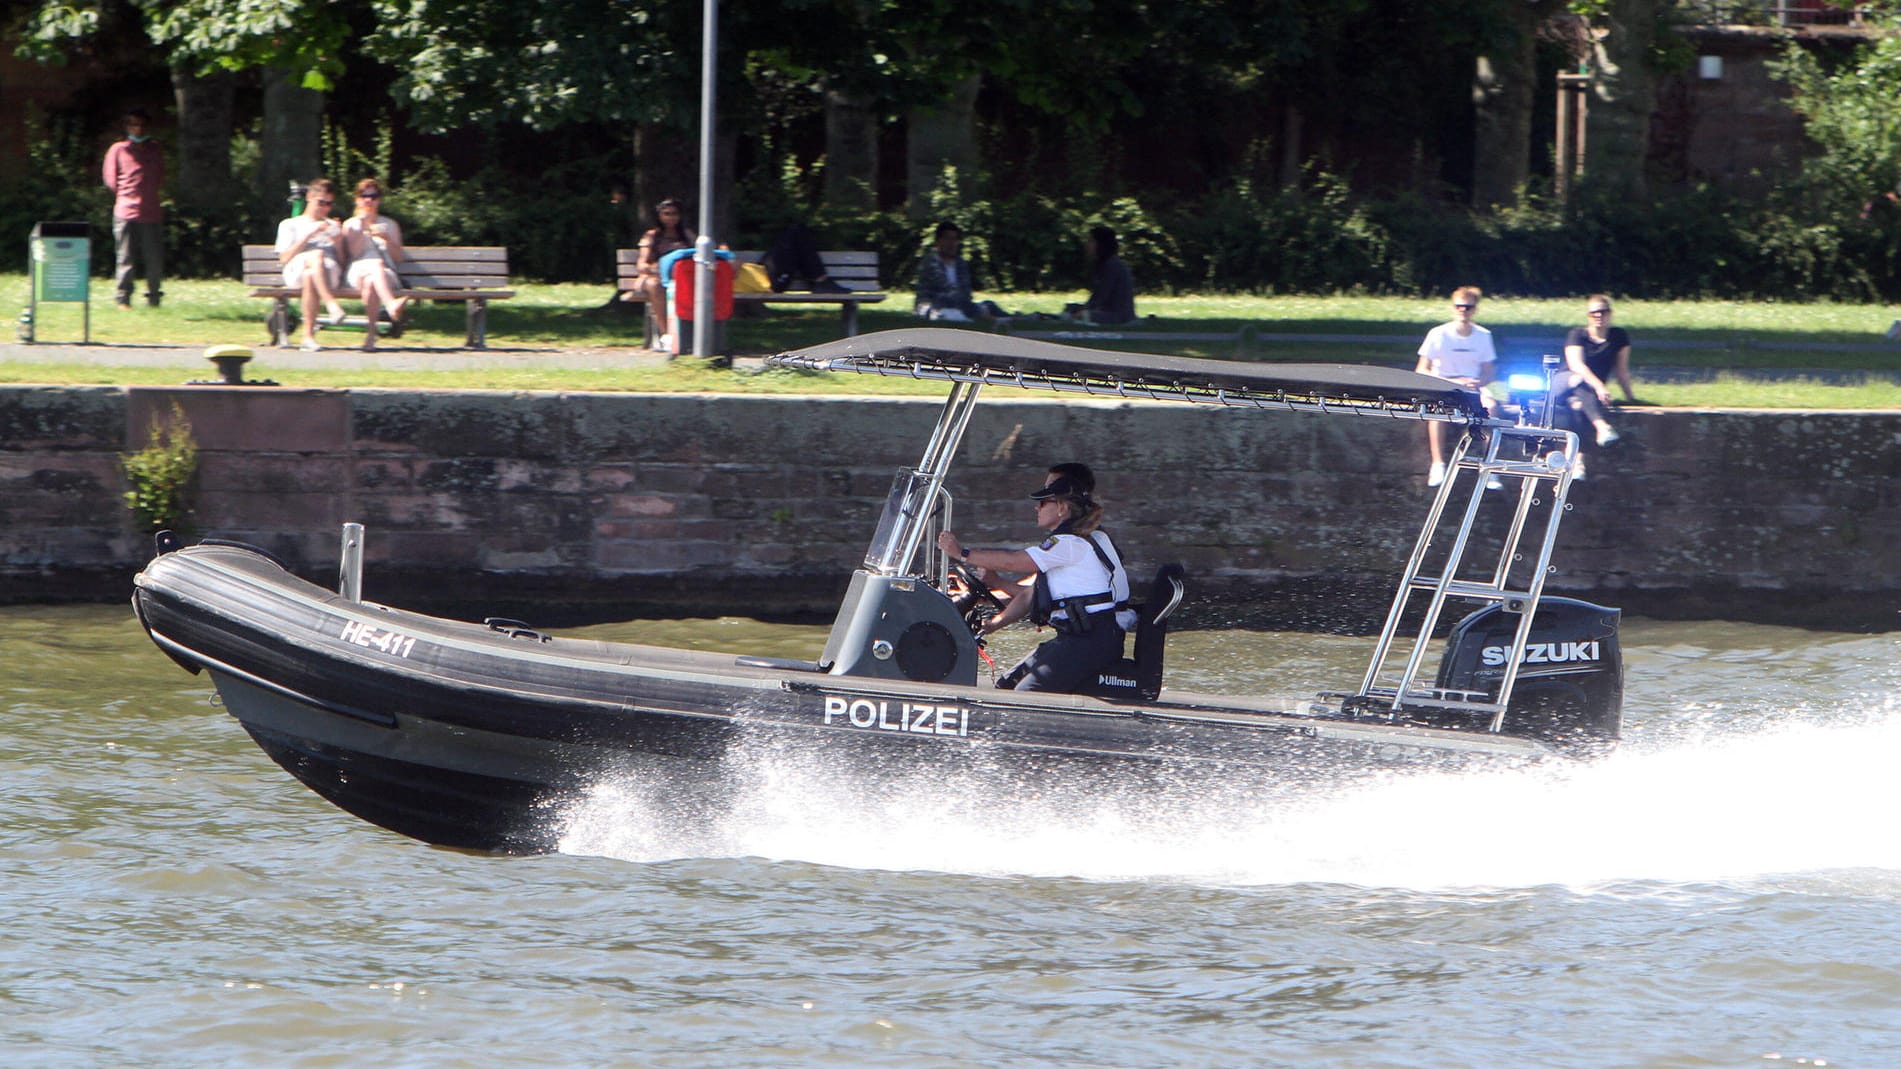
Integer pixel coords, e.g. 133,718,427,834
192,344,277,387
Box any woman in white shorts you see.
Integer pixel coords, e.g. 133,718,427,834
274,178,347,351
342,177,408,351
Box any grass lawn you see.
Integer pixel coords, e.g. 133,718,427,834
5,274,1898,407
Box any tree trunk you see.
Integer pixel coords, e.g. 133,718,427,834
905,73,981,220
170,64,236,216
714,129,738,242
1586,0,1659,197
631,124,736,242
1472,3,1558,209
823,87,879,212
1278,104,1304,189
633,123,698,227
260,66,325,211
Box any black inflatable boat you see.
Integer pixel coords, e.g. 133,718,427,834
133,329,1623,853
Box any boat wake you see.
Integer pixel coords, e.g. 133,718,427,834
558,702,1901,892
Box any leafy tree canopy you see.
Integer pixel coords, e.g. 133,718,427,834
15,0,351,87
1770,6,1901,208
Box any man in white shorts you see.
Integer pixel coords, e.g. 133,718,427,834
1415,285,1499,488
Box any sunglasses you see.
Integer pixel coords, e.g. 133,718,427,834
1453,303,1476,310
359,192,381,199
312,198,334,207
1588,308,1611,315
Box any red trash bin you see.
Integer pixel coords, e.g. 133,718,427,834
668,257,735,358
671,258,735,323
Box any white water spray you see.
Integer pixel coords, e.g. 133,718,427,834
560,703,1901,892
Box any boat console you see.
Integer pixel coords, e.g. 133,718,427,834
776,329,1618,747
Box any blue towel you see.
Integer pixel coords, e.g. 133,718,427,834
658,248,735,294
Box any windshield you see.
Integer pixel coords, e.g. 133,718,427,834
863,468,944,575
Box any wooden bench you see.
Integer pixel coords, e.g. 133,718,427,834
243,244,515,349
613,249,885,344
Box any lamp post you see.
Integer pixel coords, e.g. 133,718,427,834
691,0,718,361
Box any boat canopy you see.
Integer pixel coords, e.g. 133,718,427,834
768,328,1485,423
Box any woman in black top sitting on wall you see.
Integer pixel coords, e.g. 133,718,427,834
1562,294,1637,449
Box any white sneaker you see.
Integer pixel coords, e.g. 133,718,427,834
1427,461,1446,488
1570,454,1587,481
1596,425,1619,447
1485,475,1504,491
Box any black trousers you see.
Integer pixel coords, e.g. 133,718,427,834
1002,619,1125,694
764,224,827,284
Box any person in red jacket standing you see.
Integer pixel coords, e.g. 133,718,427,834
102,109,165,309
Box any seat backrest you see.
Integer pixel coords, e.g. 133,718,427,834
811,251,881,292
618,249,882,293
1084,563,1186,704
243,244,509,291
384,247,510,291
241,245,282,288
1140,562,1187,628
1129,563,1186,700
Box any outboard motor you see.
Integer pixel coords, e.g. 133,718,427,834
1436,597,1623,750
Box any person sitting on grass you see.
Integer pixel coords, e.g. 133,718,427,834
1062,226,1135,325
915,221,1005,322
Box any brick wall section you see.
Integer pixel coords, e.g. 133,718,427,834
2,386,1896,629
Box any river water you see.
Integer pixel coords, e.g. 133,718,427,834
5,604,1899,1068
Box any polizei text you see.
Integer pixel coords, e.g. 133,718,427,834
822,695,971,738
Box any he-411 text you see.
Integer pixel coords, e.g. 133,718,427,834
339,619,417,659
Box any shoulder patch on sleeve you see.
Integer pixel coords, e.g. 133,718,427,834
1039,537,1057,551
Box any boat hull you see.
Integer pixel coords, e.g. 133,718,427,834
134,543,1568,853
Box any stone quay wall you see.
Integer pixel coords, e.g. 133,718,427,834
3,384,1896,631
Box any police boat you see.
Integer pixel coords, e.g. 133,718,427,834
131,329,1623,854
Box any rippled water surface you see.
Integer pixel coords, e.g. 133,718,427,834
5,605,1899,1068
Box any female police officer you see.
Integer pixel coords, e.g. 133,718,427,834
935,476,1125,693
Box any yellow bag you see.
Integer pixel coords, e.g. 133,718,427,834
733,261,773,294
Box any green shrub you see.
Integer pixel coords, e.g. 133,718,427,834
123,405,197,533
7,109,1898,301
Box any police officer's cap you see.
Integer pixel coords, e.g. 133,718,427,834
1030,476,1086,501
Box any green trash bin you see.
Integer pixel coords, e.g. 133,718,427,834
25,221,92,343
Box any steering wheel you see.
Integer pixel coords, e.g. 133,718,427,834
946,560,1007,634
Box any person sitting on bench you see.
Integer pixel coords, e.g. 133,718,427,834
273,177,348,351
762,223,850,294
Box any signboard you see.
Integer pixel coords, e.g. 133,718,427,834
32,237,91,303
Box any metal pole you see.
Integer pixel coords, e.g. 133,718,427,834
692,0,718,360
338,522,364,601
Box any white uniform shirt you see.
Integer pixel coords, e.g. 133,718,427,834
1417,322,1497,382
1025,533,1117,623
